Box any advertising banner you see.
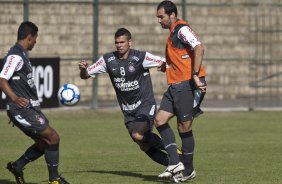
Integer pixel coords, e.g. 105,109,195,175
0,57,60,109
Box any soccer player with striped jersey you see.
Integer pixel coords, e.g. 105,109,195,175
155,1,207,182
79,28,169,167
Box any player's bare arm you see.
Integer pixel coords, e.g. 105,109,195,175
193,44,206,92
0,78,29,107
78,60,90,79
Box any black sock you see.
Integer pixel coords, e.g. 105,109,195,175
145,147,169,166
45,144,59,181
156,124,179,165
141,132,165,150
14,144,44,170
179,131,195,174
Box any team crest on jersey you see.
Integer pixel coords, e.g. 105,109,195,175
36,115,45,125
128,63,135,72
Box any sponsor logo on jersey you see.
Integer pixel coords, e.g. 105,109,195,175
179,30,189,44
114,77,125,83
15,59,23,71
145,55,162,64
4,56,14,76
88,65,95,71
122,100,141,111
114,77,140,91
179,26,198,45
88,58,104,71
27,73,35,88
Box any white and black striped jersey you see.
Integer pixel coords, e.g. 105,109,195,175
0,43,40,110
87,49,164,114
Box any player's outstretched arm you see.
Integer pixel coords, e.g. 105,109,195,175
143,52,166,72
78,60,90,79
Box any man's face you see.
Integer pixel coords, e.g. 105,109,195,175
27,34,38,51
156,7,172,29
115,35,131,55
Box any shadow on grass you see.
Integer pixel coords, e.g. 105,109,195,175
73,169,172,183
0,179,37,184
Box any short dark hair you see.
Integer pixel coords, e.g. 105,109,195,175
157,0,178,17
17,21,38,41
115,28,131,40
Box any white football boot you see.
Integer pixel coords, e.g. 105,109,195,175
179,170,196,182
158,162,185,179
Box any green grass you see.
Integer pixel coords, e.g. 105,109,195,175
0,109,282,184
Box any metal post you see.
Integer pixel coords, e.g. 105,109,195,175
92,0,99,109
23,0,29,21
182,0,187,21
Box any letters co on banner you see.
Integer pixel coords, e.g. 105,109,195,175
0,57,60,109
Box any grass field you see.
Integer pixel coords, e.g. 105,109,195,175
0,109,282,184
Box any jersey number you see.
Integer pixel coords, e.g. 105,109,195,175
120,67,126,76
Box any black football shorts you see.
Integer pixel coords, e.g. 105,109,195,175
124,104,157,134
160,78,206,122
7,107,49,139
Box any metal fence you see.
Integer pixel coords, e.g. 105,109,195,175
248,6,282,109
0,0,282,110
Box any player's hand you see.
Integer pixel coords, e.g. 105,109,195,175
193,75,206,92
14,97,29,108
157,61,166,72
78,60,89,70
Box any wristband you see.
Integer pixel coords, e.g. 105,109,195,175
192,71,199,76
